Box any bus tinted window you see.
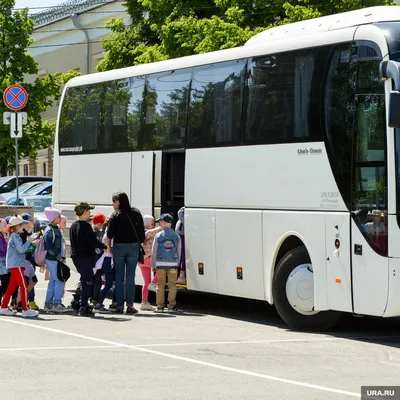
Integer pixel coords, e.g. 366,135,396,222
188,59,246,148
59,85,100,154
323,43,355,209
143,69,191,150
103,77,144,152
245,49,325,144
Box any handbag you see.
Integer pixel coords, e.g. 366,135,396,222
125,212,145,264
57,261,71,282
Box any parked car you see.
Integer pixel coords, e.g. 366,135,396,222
0,180,52,204
4,195,52,232
0,176,51,194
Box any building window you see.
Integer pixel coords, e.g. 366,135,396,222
43,162,47,176
23,165,29,175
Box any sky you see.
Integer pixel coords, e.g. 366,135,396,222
14,0,66,13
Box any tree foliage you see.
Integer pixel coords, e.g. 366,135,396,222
0,0,79,175
98,0,396,71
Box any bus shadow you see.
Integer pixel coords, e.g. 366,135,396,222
170,291,400,349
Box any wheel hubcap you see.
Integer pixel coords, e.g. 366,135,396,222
285,264,318,315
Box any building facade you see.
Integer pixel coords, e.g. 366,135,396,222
15,0,129,177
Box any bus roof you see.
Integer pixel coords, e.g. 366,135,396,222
64,6,400,89
246,6,400,46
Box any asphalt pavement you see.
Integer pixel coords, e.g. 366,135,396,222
0,261,399,400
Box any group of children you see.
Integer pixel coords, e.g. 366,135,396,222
0,208,69,318
91,207,186,313
0,204,186,317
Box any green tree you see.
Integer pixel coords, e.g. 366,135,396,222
98,0,396,72
0,0,79,175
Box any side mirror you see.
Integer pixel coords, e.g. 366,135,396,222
388,91,400,128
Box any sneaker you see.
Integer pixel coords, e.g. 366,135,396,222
167,306,178,313
115,307,124,314
140,302,155,311
109,303,117,312
21,309,39,318
29,301,39,310
51,304,69,313
154,307,164,313
43,303,53,313
176,276,186,285
78,307,92,317
94,304,111,314
70,300,80,312
0,307,16,316
126,306,138,315
148,283,156,292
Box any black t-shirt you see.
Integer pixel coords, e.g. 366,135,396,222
70,220,106,258
107,208,145,244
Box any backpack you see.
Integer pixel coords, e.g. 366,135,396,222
34,228,55,267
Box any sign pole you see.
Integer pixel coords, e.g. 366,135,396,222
15,136,19,204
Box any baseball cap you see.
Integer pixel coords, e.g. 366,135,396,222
159,213,173,223
74,201,95,216
9,215,28,227
21,213,34,221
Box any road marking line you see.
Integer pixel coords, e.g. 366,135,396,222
0,317,360,398
135,338,339,347
0,345,117,352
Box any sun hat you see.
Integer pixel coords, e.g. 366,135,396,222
9,215,27,227
143,214,155,226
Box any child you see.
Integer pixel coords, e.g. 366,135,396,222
139,215,161,311
92,213,107,307
0,218,9,305
175,207,186,285
0,215,38,317
93,213,106,242
94,218,114,313
151,213,181,313
43,207,68,313
21,213,39,310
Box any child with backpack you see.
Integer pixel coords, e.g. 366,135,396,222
0,215,38,318
0,218,9,305
138,215,161,311
43,208,68,313
151,213,181,313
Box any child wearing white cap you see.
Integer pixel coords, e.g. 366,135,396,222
138,214,161,311
0,215,38,317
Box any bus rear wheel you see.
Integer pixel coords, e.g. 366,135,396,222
272,246,340,331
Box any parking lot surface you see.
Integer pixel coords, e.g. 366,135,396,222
1,266,399,400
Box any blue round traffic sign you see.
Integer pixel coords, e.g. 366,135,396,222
3,85,28,111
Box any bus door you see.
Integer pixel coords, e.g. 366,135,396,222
160,149,185,227
130,151,155,217
351,94,389,316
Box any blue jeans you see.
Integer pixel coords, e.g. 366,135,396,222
45,259,65,305
113,243,139,308
98,257,114,306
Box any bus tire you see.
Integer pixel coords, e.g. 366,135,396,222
272,246,341,332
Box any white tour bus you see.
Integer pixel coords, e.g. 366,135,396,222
53,6,400,330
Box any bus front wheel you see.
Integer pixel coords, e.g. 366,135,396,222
272,246,340,331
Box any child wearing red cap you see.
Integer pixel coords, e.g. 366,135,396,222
92,213,107,307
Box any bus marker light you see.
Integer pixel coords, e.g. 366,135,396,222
335,278,341,283
237,267,243,280
198,263,204,275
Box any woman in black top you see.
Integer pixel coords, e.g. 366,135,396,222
106,192,145,314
